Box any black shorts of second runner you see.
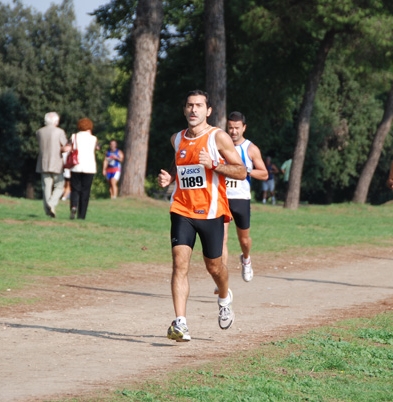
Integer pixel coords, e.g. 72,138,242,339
170,212,224,259
228,199,251,230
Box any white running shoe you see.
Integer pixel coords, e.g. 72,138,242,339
240,254,253,282
218,289,235,330
167,320,191,342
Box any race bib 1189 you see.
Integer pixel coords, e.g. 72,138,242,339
177,164,207,189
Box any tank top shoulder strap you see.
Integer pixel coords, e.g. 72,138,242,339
174,129,187,151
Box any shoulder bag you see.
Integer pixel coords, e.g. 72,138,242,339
64,134,79,169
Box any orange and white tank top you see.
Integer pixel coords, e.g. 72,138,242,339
170,127,231,221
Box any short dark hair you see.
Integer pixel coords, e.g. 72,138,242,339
183,89,211,108
228,111,246,125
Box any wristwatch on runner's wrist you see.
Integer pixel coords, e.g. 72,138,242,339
211,161,219,170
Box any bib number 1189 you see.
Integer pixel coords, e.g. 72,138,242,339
177,164,207,189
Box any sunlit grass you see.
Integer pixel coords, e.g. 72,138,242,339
1,196,392,300
61,312,393,401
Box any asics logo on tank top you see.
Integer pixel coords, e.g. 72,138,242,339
181,167,201,175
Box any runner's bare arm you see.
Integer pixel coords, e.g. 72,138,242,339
118,150,124,163
199,130,246,180
248,144,268,181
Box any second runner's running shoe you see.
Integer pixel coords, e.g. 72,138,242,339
240,254,253,282
218,289,235,330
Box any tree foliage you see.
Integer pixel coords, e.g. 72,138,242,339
140,0,393,204
94,0,207,176
0,0,113,197
234,0,393,206
0,90,24,191
3,0,390,204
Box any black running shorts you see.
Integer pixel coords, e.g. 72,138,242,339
228,199,251,230
170,212,224,259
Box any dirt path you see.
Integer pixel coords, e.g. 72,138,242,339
1,246,393,402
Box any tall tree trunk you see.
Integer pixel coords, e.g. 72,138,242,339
352,85,393,203
284,30,335,210
25,160,36,199
120,0,163,197
205,0,226,130
25,173,35,199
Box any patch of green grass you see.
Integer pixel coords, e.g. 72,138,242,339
1,196,393,304
0,196,173,304
106,312,393,402
249,202,393,252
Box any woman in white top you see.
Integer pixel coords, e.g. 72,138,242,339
69,118,98,219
